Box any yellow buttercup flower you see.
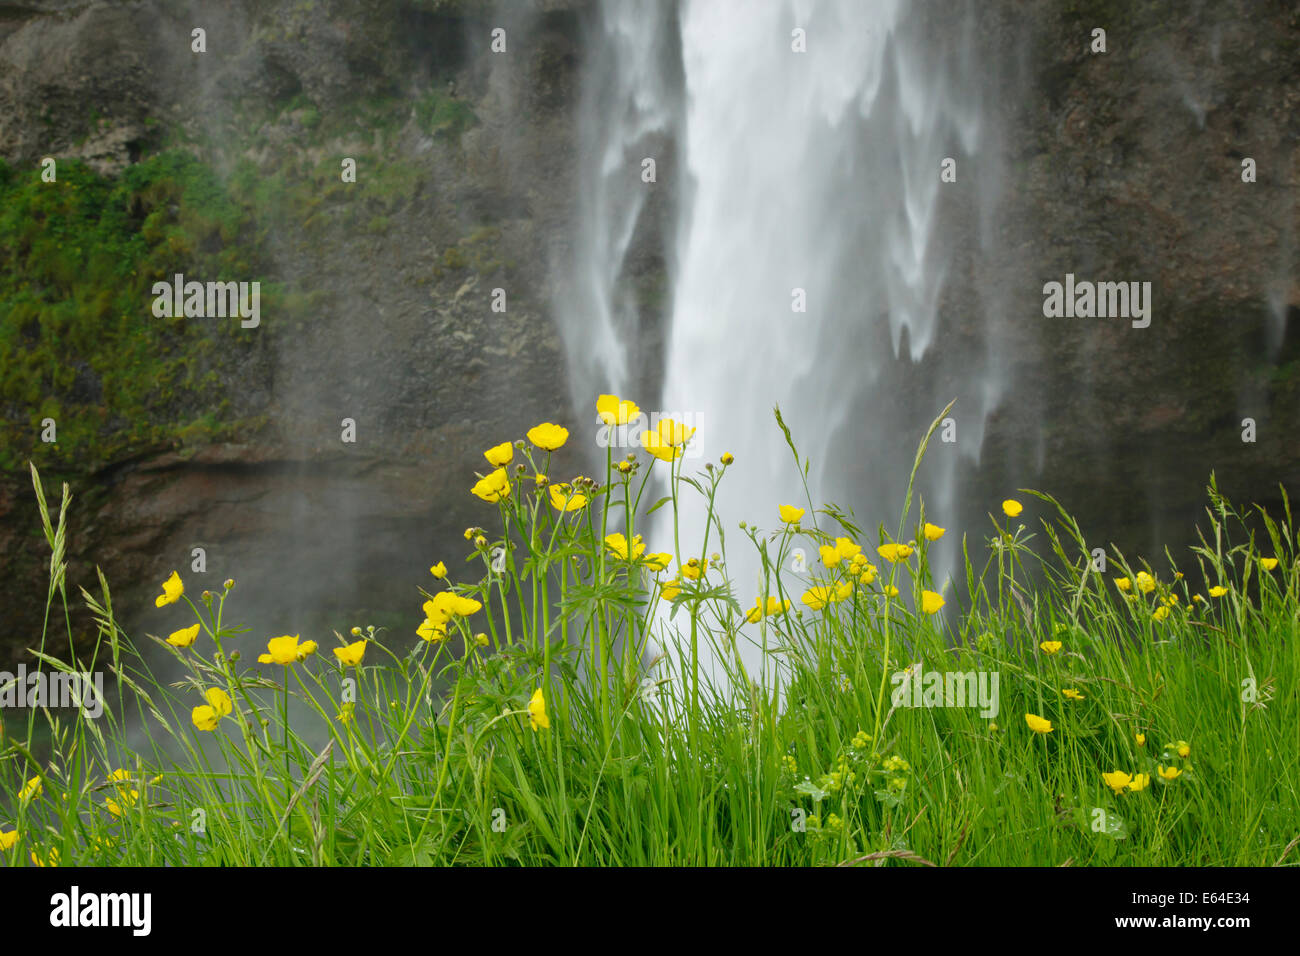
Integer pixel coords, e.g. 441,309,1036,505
333,640,367,667
800,585,834,611
484,441,514,467
1175,740,1191,758
191,705,219,731
877,542,913,563
919,590,945,615
778,505,805,524
1002,499,1022,517
106,790,138,816
819,544,842,568
258,635,304,665
882,584,899,597
1114,577,1131,592
923,522,945,541
1039,640,1062,655
1128,773,1150,792
296,640,318,660
192,687,233,732
204,687,232,718
548,483,588,512
746,595,791,623
424,591,482,618
765,596,791,615
660,579,682,601
471,468,511,503
0,829,17,851
18,777,41,801
417,615,449,643
800,582,851,610
474,633,490,647
527,423,569,450
681,557,707,581
1152,606,1171,621
1135,571,1156,594
1062,688,1084,701
644,552,672,572
656,419,695,447
1208,585,1228,597
166,623,201,648
1157,765,1182,781
528,688,549,731
154,570,183,607
1025,713,1053,734
1135,733,1146,746
1102,770,1132,794
1260,557,1278,571
833,537,862,562
640,419,694,462
430,561,447,579
603,533,646,561
596,394,641,426
30,848,58,867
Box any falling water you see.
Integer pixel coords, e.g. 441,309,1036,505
557,0,680,412
573,0,1003,680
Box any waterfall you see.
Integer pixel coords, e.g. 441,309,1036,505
574,0,1001,680
558,0,680,412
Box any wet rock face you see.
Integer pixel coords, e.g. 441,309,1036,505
962,0,1300,559
0,0,590,665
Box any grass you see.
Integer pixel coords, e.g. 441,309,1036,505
1,399,1297,867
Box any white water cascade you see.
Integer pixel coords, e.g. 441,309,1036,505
558,1,680,408
571,0,1004,682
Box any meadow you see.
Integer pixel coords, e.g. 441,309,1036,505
1,395,1296,867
